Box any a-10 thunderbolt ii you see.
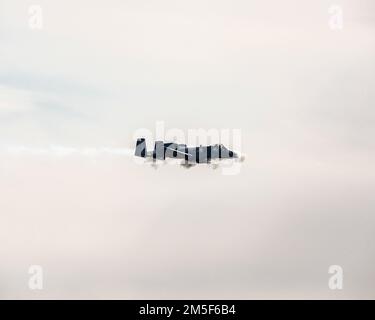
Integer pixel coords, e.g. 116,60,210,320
134,138,245,169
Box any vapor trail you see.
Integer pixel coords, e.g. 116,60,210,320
0,145,134,157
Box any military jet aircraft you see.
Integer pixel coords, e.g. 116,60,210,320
134,138,244,169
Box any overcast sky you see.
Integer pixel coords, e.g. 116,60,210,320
0,0,374,299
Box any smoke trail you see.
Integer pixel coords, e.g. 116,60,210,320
0,145,134,157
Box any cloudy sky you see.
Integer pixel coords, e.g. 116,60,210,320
0,0,374,299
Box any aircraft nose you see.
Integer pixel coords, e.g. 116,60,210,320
231,152,238,158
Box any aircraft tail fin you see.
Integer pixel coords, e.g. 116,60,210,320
135,138,147,157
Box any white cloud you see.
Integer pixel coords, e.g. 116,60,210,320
0,85,37,112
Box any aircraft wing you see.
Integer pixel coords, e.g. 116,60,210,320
166,147,192,156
